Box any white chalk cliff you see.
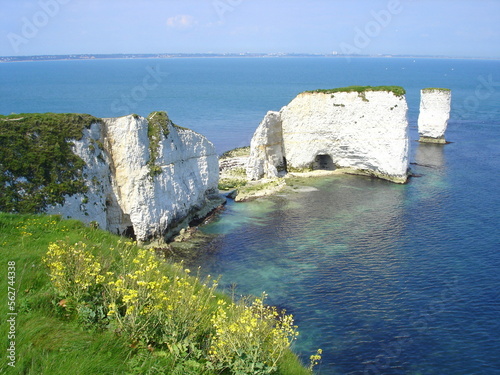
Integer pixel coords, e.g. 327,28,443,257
47,112,221,241
418,88,451,143
247,88,410,183
246,111,285,181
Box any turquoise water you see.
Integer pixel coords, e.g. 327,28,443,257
2,57,500,374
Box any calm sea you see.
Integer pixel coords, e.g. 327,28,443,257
1,57,500,374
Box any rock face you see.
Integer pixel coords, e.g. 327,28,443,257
47,113,221,241
219,156,249,174
247,87,410,183
246,111,285,180
418,88,451,143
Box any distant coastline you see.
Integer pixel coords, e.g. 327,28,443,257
1,53,498,63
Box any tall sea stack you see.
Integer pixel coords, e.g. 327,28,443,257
418,88,452,144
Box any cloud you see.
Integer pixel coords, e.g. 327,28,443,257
166,15,197,30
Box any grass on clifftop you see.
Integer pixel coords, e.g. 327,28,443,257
220,146,250,159
0,213,314,374
306,85,406,97
0,113,101,213
422,88,451,92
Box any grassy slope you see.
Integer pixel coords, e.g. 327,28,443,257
0,214,310,375
0,214,131,374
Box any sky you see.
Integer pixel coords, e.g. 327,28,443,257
0,0,499,58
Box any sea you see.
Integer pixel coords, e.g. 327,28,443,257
1,57,499,374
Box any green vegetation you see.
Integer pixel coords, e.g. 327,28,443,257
218,178,248,191
146,111,170,177
307,85,406,97
287,166,314,174
0,213,314,374
220,147,251,159
0,113,101,213
238,179,284,194
218,168,248,191
422,88,451,92
172,123,190,132
235,179,286,202
218,147,251,191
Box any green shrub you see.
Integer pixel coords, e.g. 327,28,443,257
209,294,299,374
43,240,105,301
106,248,219,356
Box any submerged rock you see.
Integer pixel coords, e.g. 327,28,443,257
247,86,410,183
418,88,452,144
46,112,222,242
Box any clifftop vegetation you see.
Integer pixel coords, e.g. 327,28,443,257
0,113,101,213
220,146,250,159
306,85,406,97
422,87,451,92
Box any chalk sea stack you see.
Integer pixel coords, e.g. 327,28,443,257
247,86,410,183
418,88,452,144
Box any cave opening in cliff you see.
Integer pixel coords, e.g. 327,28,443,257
313,154,335,170
123,225,136,241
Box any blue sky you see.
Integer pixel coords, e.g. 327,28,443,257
1,0,499,58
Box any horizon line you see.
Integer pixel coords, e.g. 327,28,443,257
1,52,499,62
